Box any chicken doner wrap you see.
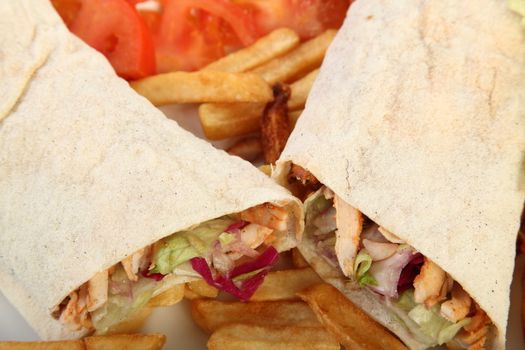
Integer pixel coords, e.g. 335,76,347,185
274,0,525,349
0,0,303,340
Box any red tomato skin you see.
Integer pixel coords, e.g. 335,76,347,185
155,0,258,72
70,0,156,80
235,0,351,39
51,0,82,27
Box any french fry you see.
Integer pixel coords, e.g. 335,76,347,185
226,136,263,162
0,341,85,350
202,28,300,73
298,284,408,350
0,334,166,350
250,268,322,301
288,69,319,111
292,247,310,268
131,71,273,106
184,279,219,300
106,307,153,335
199,102,265,140
207,324,340,350
84,334,166,350
250,30,336,84
147,284,185,307
258,164,272,176
261,83,291,164
191,300,320,333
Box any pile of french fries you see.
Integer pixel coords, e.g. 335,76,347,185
0,333,165,350
131,27,330,164
185,248,408,350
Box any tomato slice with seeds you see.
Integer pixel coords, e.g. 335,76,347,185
155,0,258,72
70,0,156,80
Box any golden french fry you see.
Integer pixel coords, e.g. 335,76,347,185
288,69,319,111
199,102,265,140
261,83,291,164
291,247,310,268
147,284,185,307
199,104,304,140
200,70,307,141
0,341,85,350
208,324,340,350
298,284,408,350
227,136,263,162
202,28,300,73
251,30,336,84
131,71,273,106
184,279,219,300
84,334,165,350
191,300,320,333
258,164,272,176
250,268,322,301
106,307,153,335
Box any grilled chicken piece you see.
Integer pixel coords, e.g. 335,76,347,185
440,282,471,322
87,269,108,312
240,224,273,249
413,258,446,307
455,326,488,349
240,203,289,232
454,304,490,349
333,195,363,277
467,337,486,350
288,164,321,189
122,247,151,281
59,291,80,330
59,288,91,330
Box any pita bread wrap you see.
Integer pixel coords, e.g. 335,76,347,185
0,0,303,340
275,0,525,349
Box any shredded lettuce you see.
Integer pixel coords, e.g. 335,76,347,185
395,289,417,312
354,250,377,287
407,302,471,345
233,267,266,282
152,217,234,274
509,0,525,27
438,317,471,345
92,266,156,334
304,187,332,236
219,232,236,247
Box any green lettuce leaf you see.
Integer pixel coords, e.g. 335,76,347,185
219,232,236,247
304,187,332,237
395,290,417,312
354,250,377,287
152,217,234,274
92,267,156,334
438,317,471,345
408,303,470,345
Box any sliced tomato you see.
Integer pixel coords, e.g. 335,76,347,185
155,0,258,72
235,0,351,39
70,0,156,80
51,0,82,27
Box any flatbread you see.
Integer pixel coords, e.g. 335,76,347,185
275,0,525,348
0,0,303,340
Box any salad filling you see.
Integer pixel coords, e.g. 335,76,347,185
53,202,290,334
301,179,493,350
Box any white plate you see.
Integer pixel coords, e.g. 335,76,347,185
1,105,524,350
